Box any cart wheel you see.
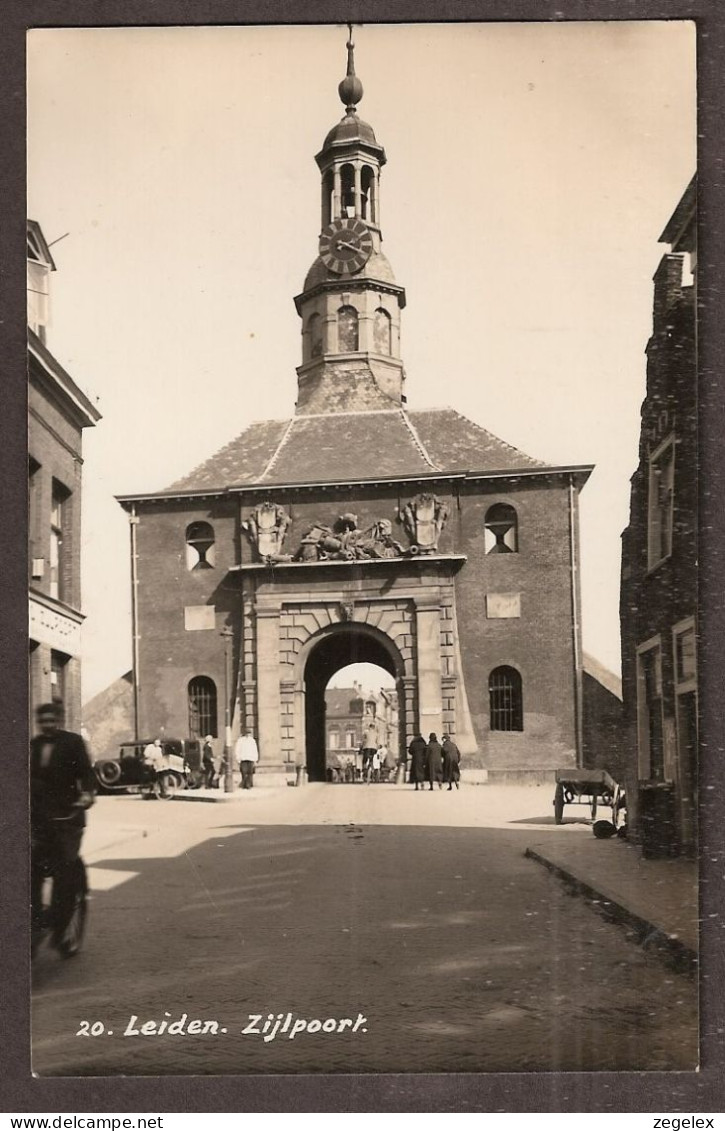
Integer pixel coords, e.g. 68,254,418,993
554,783,565,824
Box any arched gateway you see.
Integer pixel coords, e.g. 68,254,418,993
300,624,405,781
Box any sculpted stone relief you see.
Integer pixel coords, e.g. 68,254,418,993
400,493,450,553
295,513,405,562
244,495,450,563
242,502,293,563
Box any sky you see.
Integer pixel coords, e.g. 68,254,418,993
26,22,696,706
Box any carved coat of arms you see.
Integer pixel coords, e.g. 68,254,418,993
243,502,292,562
401,493,449,553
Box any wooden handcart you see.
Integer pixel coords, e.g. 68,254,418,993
553,768,624,827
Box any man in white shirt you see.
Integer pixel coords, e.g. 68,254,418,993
235,730,259,790
142,738,167,798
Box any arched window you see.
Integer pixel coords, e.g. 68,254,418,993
361,165,375,221
308,312,323,359
338,305,359,352
322,170,334,227
340,163,355,217
484,504,518,554
373,308,392,355
188,676,218,738
489,666,523,732
186,521,215,570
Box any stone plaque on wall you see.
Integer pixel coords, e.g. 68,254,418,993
184,605,216,631
486,592,521,619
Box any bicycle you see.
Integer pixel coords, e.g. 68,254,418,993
31,810,89,960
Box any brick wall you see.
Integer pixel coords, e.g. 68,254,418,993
131,471,582,776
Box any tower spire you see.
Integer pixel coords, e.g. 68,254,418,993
294,27,407,414
338,23,363,114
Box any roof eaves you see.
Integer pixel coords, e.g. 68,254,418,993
28,330,101,425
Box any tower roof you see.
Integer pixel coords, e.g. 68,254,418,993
318,26,384,159
323,113,379,151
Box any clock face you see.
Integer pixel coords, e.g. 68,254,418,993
319,218,373,275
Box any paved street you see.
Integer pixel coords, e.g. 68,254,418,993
32,785,698,1076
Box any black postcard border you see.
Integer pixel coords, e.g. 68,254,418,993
2,0,724,1114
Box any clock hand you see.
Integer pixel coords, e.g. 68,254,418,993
335,240,361,253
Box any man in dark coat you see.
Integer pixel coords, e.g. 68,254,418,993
442,734,461,790
425,733,444,791
408,733,427,790
30,701,95,956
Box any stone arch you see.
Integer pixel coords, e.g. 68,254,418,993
294,621,409,782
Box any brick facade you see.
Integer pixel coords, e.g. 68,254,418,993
28,221,101,732
620,176,697,854
124,468,585,782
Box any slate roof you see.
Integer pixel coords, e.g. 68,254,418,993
166,407,547,493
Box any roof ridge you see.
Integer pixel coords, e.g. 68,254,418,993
259,417,296,481
399,408,440,471
417,407,548,468
293,408,404,419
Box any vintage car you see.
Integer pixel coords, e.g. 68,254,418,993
94,739,200,796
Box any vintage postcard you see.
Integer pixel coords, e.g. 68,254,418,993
26,19,701,1088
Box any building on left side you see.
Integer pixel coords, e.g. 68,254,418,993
28,220,102,732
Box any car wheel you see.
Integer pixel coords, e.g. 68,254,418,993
95,760,122,788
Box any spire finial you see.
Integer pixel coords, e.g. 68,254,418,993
338,23,363,114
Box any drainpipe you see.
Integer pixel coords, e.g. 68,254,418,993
568,476,584,766
129,504,140,743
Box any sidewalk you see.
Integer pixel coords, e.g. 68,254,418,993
524,834,698,968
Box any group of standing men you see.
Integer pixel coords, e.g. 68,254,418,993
406,732,461,791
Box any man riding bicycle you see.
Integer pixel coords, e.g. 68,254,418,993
30,701,95,957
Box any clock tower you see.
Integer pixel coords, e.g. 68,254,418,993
294,30,407,414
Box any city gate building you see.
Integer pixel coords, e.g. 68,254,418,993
117,39,592,784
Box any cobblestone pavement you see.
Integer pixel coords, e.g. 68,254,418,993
31,785,698,1076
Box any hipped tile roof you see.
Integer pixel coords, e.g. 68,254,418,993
166,407,547,492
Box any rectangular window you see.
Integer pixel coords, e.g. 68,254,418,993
29,457,41,579
647,437,675,568
50,479,70,601
674,622,697,686
28,258,50,340
50,649,69,706
636,641,664,780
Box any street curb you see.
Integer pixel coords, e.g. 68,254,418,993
524,846,698,975
168,788,287,803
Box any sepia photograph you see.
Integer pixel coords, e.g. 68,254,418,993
26,20,698,1078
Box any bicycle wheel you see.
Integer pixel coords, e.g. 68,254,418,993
57,858,88,959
